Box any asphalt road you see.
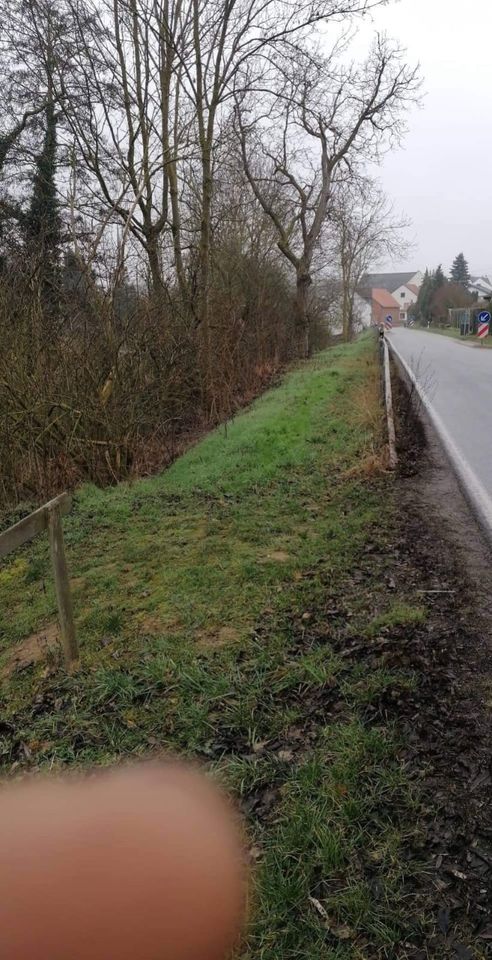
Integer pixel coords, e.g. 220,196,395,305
390,328,492,532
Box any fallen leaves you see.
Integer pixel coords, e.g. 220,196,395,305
308,897,354,941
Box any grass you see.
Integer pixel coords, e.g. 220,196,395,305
0,334,428,957
365,602,426,637
417,325,492,347
0,338,382,656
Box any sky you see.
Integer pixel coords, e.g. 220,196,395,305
344,0,492,277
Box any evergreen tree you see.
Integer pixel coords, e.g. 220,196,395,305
415,268,433,323
434,264,446,287
1,0,71,283
414,266,450,325
450,252,470,288
23,5,62,313
24,101,61,286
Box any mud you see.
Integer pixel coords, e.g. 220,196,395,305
391,367,492,957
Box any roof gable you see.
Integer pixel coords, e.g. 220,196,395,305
470,276,492,291
372,288,400,309
362,271,418,293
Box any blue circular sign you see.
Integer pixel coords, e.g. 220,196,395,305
479,311,490,324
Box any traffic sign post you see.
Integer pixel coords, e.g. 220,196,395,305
477,310,490,343
385,314,393,331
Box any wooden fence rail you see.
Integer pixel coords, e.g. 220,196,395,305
0,493,79,668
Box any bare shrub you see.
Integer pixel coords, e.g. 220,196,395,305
0,249,296,511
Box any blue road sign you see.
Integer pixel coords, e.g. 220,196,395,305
478,311,491,325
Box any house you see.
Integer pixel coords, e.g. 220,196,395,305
371,288,400,328
468,275,492,298
353,291,372,329
359,271,423,326
318,269,423,334
390,283,419,324
316,277,343,335
361,271,424,293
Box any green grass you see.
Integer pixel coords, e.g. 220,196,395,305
0,338,381,654
0,335,426,957
418,325,492,347
365,602,426,637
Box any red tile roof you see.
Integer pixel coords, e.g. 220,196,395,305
372,288,399,309
406,284,419,295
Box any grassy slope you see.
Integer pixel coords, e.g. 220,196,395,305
0,337,425,958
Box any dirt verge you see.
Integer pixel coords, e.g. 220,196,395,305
390,365,492,958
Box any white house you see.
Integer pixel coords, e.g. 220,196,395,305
468,276,492,298
353,292,372,329
358,271,423,326
361,271,424,294
391,283,420,324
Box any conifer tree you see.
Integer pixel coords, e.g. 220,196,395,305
450,252,470,288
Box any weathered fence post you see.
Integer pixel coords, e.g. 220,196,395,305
383,336,398,470
0,493,78,669
47,503,79,667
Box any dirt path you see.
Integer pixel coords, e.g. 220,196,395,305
392,373,492,957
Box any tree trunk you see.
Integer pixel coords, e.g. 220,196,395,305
341,246,356,342
146,236,164,297
160,12,186,303
342,282,352,342
169,163,185,298
191,0,214,415
295,270,311,358
197,148,213,412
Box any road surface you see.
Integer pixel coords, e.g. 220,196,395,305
390,328,492,538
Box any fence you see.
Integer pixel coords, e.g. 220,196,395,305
448,308,472,334
0,493,79,668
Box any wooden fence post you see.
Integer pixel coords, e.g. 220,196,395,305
47,504,79,667
383,337,398,470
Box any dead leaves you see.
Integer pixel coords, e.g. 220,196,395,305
308,896,354,941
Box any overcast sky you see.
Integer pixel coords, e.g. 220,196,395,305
350,0,492,277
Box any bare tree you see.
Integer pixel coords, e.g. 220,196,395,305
329,176,411,340
49,0,185,295
181,0,388,363
57,5,385,278
0,0,431,501
235,35,420,354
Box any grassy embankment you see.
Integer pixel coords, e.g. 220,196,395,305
0,335,426,958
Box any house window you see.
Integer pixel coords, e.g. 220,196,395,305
400,292,405,298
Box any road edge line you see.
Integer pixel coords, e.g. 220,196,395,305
387,336,492,547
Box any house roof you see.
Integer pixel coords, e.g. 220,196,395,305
470,275,492,287
361,272,418,293
469,279,492,295
372,288,400,309
406,283,419,295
